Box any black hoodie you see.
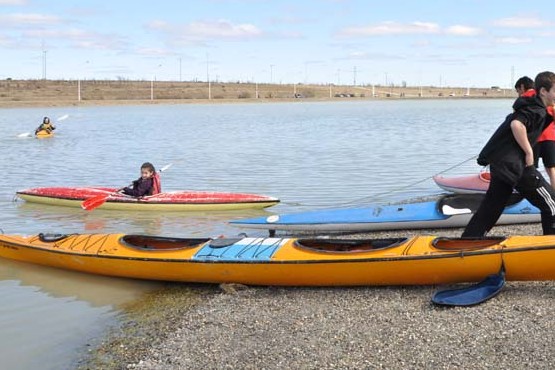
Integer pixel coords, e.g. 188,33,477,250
477,95,551,186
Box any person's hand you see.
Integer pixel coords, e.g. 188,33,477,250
525,153,534,167
521,165,540,189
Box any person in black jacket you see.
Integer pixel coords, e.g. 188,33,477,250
462,71,555,237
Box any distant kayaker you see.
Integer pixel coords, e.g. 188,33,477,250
120,162,162,197
462,71,555,237
35,116,56,135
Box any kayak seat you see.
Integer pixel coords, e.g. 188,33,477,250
433,237,505,251
295,238,407,253
439,194,523,212
121,235,210,251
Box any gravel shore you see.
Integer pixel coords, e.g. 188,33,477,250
86,223,555,369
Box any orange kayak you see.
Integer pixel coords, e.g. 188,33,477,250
0,233,554,285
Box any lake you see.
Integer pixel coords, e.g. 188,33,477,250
0,98,511,369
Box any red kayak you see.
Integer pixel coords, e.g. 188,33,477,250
16,187,280,211
433,173,490,194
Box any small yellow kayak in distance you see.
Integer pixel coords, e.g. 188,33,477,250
35,129,54,139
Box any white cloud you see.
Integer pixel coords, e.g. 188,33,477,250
147,19,263,44
338,21,441,36
336,50,406,60
536,50,555,57
147,20,170,30
0,13,61,25
495,37,532,45
493,16,551,28
0,34,13,46
135,47,177,56
0,0,27,4
187,20,261,38
445,25,482,36
24,28,127,50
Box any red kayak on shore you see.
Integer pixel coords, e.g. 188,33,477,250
433,172,490,194
16,187,280,211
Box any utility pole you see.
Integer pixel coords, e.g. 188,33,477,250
270,64,274,84
41,40,47,80
206,53,211,100
353,66,357,86
179,57,182,82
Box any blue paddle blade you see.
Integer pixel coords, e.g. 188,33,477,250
432,268,505,307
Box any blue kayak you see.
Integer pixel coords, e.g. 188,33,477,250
229,194,540,233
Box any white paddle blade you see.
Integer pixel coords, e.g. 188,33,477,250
57,114,69,121
442,205,472,216
160,163,173,172
17,132,32,138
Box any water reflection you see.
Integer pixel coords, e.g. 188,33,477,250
13,200,272,237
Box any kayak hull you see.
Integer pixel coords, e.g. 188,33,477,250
433,173,490,194
0,233,554,285
16,187,279,211
230,195,539,232
35,130,53,139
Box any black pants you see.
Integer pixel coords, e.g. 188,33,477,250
462,167,555,237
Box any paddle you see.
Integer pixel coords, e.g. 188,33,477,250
81,163,173,211
17,114,69,138
431,265,505,306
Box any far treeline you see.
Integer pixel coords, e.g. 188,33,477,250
0,79,516,103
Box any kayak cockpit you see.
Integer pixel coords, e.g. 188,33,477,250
294,238,408,253
432,237,505,251
38,233,72,242
121,235,210,251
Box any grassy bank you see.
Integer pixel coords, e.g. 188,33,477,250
0,79,515,108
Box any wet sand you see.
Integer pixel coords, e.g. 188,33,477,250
78,222,555,369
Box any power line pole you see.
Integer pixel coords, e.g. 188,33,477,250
353,66,357,86
41,40,47,80
206,53,211,100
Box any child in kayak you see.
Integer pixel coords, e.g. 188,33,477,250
35,117,56,134
120,162,162,197
462,71,555,237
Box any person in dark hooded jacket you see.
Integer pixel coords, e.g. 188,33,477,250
463,71,555,237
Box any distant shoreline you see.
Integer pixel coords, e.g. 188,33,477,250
0,79,515,109
0,95,514,110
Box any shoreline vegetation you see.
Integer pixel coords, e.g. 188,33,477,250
0,79,516,108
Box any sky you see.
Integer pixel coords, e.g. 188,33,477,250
1,0,555,87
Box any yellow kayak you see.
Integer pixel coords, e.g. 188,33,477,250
35,129,54,139
0,233,554,285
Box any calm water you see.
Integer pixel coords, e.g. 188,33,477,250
0,99,511,369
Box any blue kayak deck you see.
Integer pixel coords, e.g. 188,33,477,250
230,196,538,229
